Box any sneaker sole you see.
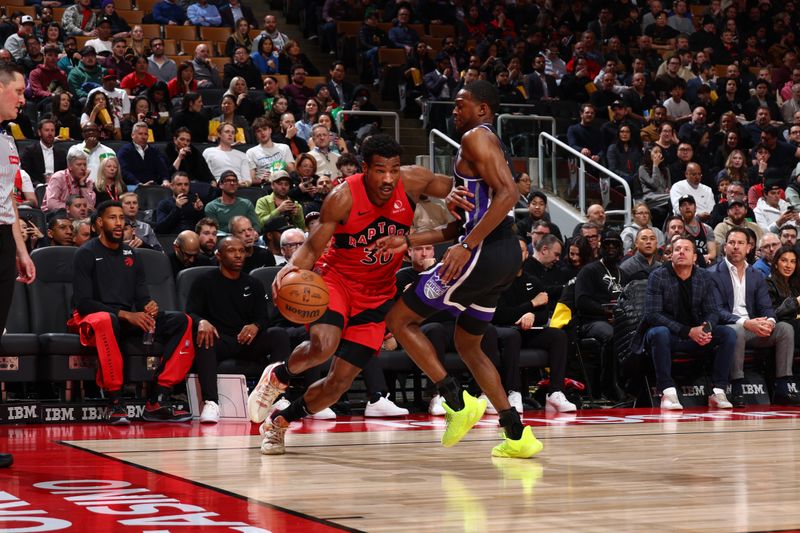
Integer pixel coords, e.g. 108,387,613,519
109,417,130,426
142,413,193,423
491,427,544,459
260,445,286,455
247,363,285,424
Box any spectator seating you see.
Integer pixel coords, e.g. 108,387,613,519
0,283,39,390
135,186,172,213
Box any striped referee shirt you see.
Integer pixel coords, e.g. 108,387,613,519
0,132,20,225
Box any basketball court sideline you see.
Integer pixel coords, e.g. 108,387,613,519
3,407,800,532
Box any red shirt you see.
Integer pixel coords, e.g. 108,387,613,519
316,173,413,295
120,71,157,94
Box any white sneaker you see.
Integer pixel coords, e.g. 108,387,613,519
545,391,577,413
660,387,683,410
260,421,288,455
309,407,336,420
428,394,445,416
247,362,288,423
508,391,523,414
478,393,497,414
270,397,291,416
199,400,220,424
364,395,409,417
708,389,733,409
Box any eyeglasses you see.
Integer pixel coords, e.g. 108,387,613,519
281,242,304,249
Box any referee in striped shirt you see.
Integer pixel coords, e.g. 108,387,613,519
0,64,37,469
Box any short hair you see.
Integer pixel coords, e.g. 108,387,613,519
66,151,88,166
635,227,656,241
217,121,235,135
336,152,359,170
0,63,23,85
534,233,561,252
463,79,500,115
112,36,127,45
37,118,55,131
530,219,551,232
43,44,60,55
672,237,696,252
228,214,252,234
280,228,305,247
330,60,345,72
581,221,601,232
119,191,138,202
171,171,189,182
725,226,749,243
195,217,218,233
96,200,122,218
528,190,547,204
66,194,84,208
48,216,70,230
291,64,306,75
252,116,272,132
173,126,191,138
361,134,402,166
132,121,148,131
779,223,798,236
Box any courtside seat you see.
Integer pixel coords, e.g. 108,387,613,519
0,282,39,384
29,247,97,382
176,266,218,311
135,185,172,212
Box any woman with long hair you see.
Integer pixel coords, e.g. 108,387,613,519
767,246,800,348
50,92,81,140
290,152,319,208
653,121,678,165
128,25,151,57
170,92,207,143
562,235,595,280
42,22,64,50
94,157,125,204
226,18,253,57
122,95,168,141
267,95,289,125
314,84,336,112
81,91,121,140
713,77,746,118
168,61,198,99
295,98,320,141
638,144,672,218
714,148,748,188
224,76,259,122
606,125,642,185
210,94,252,143
278,40,319,76
251,35,279,75
713,131,746,174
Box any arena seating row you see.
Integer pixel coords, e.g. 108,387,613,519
0,246,550,403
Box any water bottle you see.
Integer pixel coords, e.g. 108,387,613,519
142,326,155,346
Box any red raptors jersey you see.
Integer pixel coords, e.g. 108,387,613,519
316,173,413,293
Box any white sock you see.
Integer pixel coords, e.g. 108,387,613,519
713,388,724,395
662,387,677,396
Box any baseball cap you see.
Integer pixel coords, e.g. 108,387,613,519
269,170,291,183
610,100,625,109
218,170,238,183
103,69,117,80
727,199,746,209
678,195,696,206
80,46,97,56
21,15,34,25
601,230,623,244
96,16,113,26
305,211,321,226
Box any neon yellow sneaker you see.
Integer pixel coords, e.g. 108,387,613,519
491,426,543,458
441,390,486,448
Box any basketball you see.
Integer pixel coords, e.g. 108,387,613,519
275,269,329,324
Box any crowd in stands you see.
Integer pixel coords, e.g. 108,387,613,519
6,0,800,420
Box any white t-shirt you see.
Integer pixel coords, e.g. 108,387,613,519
85,38,112,55
246,142,294,180
669,179,716,215
663,97,691,120
203,146,250,183
19,169,34,194
68,142,117,183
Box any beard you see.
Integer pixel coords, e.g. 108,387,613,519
102,227,123,244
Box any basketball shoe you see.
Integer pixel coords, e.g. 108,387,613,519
108,399,130,426
491,426,543,459
660,387,683,410
248,362,288,423
261,419,289,455
441,391,486,447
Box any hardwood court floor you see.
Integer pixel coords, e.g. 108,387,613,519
3,408,800,532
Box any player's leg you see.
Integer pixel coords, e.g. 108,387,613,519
247,321,342,423
261,343,369,455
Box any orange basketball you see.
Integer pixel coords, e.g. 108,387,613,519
276,270,330,324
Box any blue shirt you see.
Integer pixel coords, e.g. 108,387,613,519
753,257,770,278
187,2,222,26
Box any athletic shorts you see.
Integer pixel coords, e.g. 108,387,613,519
313,267,394,360
402,230,521,335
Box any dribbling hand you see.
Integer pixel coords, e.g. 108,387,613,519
272,263,299,300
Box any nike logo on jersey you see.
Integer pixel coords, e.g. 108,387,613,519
95,258,103,261
357,210,370,216
243,292,252,297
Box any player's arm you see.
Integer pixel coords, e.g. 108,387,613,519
272,183,352,294
400,165,475,219
374,221,460,254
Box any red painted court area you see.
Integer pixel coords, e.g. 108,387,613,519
2,407,800,532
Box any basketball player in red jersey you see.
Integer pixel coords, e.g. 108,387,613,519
248,135,456,455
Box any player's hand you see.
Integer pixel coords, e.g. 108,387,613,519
119,310,155,332
439,244,470,284
143,300,158,317
16,253,35,284
196,320,219,348
446,185,475,220
272,263,299,300
237,324,259,345
374,234,407,255
515,312,535,330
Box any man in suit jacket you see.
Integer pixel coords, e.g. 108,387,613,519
20,118,68,185
524,55,558,102
708,227,800,407
325,61,355,108
640,237,737,410
117,122,170,186
220,0,257,29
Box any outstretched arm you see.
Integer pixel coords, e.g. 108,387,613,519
400,164,454,200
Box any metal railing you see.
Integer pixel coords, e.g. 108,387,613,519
537,131,632,226
428,129,460,171
335,110,400,142
496,113,556,187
